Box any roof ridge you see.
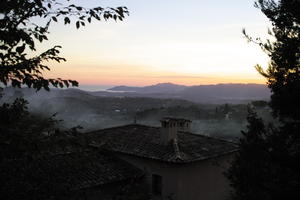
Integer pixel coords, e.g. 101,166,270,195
84,124,238,163
86,124,151,134
179,131,238,145
172,138,183,160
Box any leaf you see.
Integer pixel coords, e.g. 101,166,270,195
87,17,91,23
52,16,57,22
63,80,69,87
64,17,70,24
0,45,9,50
16,45,25,54
69,80,79,87
76,21,80,29
94,14,100,20
58,82,63,88
44,85,50,91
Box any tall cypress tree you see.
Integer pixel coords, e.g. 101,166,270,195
227,1,300,199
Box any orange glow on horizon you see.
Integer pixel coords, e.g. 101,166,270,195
75,77,266,87
35,0,272,88
44,62,266,87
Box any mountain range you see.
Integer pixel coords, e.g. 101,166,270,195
108,83,187,93
1,83,270,104
106,83,270,103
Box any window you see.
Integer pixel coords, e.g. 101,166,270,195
152,174,162,195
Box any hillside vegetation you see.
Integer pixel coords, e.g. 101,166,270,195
1,87,272,139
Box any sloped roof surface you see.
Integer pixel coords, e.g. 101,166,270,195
1,151,143,192
86,124,238,163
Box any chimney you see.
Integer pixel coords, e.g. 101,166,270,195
160,118,191,145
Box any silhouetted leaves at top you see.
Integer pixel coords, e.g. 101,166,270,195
0,0,129,91
76,21,80,29
64,17,71,24
1,1,129,199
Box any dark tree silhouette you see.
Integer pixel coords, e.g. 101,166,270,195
226,108,271,200
0,0,129,157
0,0,128,90
0,1,129,198
243,0,300,120
227,1,300,199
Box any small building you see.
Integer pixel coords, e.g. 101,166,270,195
87,117,238,200
2,118,237,200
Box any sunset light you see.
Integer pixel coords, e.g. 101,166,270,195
42,0,271,87
2,1,299,198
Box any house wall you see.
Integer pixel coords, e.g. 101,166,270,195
116,153,234,200
67,177,149,200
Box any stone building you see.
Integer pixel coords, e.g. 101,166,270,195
87,117,238,200
3,118,237,200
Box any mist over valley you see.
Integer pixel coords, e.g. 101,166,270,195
1,83,272,140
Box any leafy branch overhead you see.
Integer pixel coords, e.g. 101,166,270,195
0,0,129,90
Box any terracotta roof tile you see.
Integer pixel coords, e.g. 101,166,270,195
1,151,144,192
86,124,238,163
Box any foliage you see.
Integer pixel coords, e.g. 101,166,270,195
0,98,92,200
0,98,46,158
0,98,84,159
251,100,268,108
0,1,130,199
228,1,300,199
243,0,300,120
228,107,300,200
0,0,128,170
0,0,128,90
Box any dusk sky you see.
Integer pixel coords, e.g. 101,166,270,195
42,0,271,87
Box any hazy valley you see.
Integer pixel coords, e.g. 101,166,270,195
0,83,272,140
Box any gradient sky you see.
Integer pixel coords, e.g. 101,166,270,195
41,0,272,87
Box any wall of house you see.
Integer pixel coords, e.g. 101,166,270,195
116,153,234,200
67,177,149,200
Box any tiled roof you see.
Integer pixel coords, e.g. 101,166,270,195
1,151,144,192
86,124,238,163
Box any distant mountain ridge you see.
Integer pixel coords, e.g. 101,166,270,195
108,82,187,93
107,85,141,92
1,83,271,104
179,83,270,102
107,83,270,103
